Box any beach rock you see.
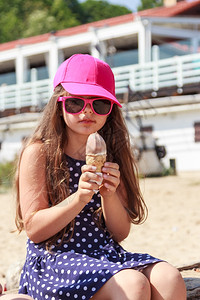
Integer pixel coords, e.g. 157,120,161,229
179,262,200,299
184,277,200,299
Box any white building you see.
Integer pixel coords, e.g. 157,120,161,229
0,0,200,173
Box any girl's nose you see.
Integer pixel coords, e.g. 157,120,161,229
83,103,93,114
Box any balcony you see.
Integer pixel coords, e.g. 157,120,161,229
1,52,200,117
113,52,200,100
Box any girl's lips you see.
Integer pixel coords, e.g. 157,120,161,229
79,119,95,124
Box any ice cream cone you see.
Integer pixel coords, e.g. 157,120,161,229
86,132,107,193
86,154,106,172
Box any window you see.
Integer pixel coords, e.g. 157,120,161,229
194,122,200,142
140,126,153,133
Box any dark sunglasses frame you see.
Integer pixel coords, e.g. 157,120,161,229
58,96,113,115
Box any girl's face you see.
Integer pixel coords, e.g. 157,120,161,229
61,95,109,138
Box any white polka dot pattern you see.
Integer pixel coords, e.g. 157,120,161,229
19,155,161,299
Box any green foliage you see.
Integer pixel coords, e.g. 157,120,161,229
23,10,57,37
0,8,21,42
0,0,48,42
0,160,16,187
137,0,163,11
80,0,131,23
50,0,81,29
0,0,132,43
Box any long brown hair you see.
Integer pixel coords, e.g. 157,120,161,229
15,85,147,249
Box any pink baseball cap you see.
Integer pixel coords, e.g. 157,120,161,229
53,54,122,107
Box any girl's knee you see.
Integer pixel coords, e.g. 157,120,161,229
116,269,151,298
131,271,150,291
166,264,184,282
153,262,184,285
134,272,151,297
93,269,151,300
143,262,186,299
164,264,186,293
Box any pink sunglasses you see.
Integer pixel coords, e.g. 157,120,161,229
58,96,113,116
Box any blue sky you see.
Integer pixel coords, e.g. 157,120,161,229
103,0,141,12
79,0,141,12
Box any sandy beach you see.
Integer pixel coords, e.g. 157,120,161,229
0,171,199,287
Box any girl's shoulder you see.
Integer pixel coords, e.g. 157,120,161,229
21,142,45,164
19,142,47,189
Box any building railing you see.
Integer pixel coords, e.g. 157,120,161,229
113,52,200,95
0,79,52,112
1,52,200,113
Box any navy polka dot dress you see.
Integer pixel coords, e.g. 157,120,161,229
19,155,161,299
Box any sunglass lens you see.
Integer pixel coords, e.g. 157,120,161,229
93,99,112,115
64,98,84,113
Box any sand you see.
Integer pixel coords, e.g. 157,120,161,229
0,171,199,286
121,171,200,267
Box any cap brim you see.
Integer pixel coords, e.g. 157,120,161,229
61,82,122,108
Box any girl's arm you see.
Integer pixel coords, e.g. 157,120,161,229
100,162,131,242
19,143,101,243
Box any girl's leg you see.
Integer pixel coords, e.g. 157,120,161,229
0,295,34,299
92,269,151,300
142,262,187,300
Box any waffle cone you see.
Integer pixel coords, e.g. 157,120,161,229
86,154,106,172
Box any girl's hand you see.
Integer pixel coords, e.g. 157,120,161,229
100,162,120,197
77,165,103,203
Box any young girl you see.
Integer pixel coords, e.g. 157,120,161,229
15,54,186,300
